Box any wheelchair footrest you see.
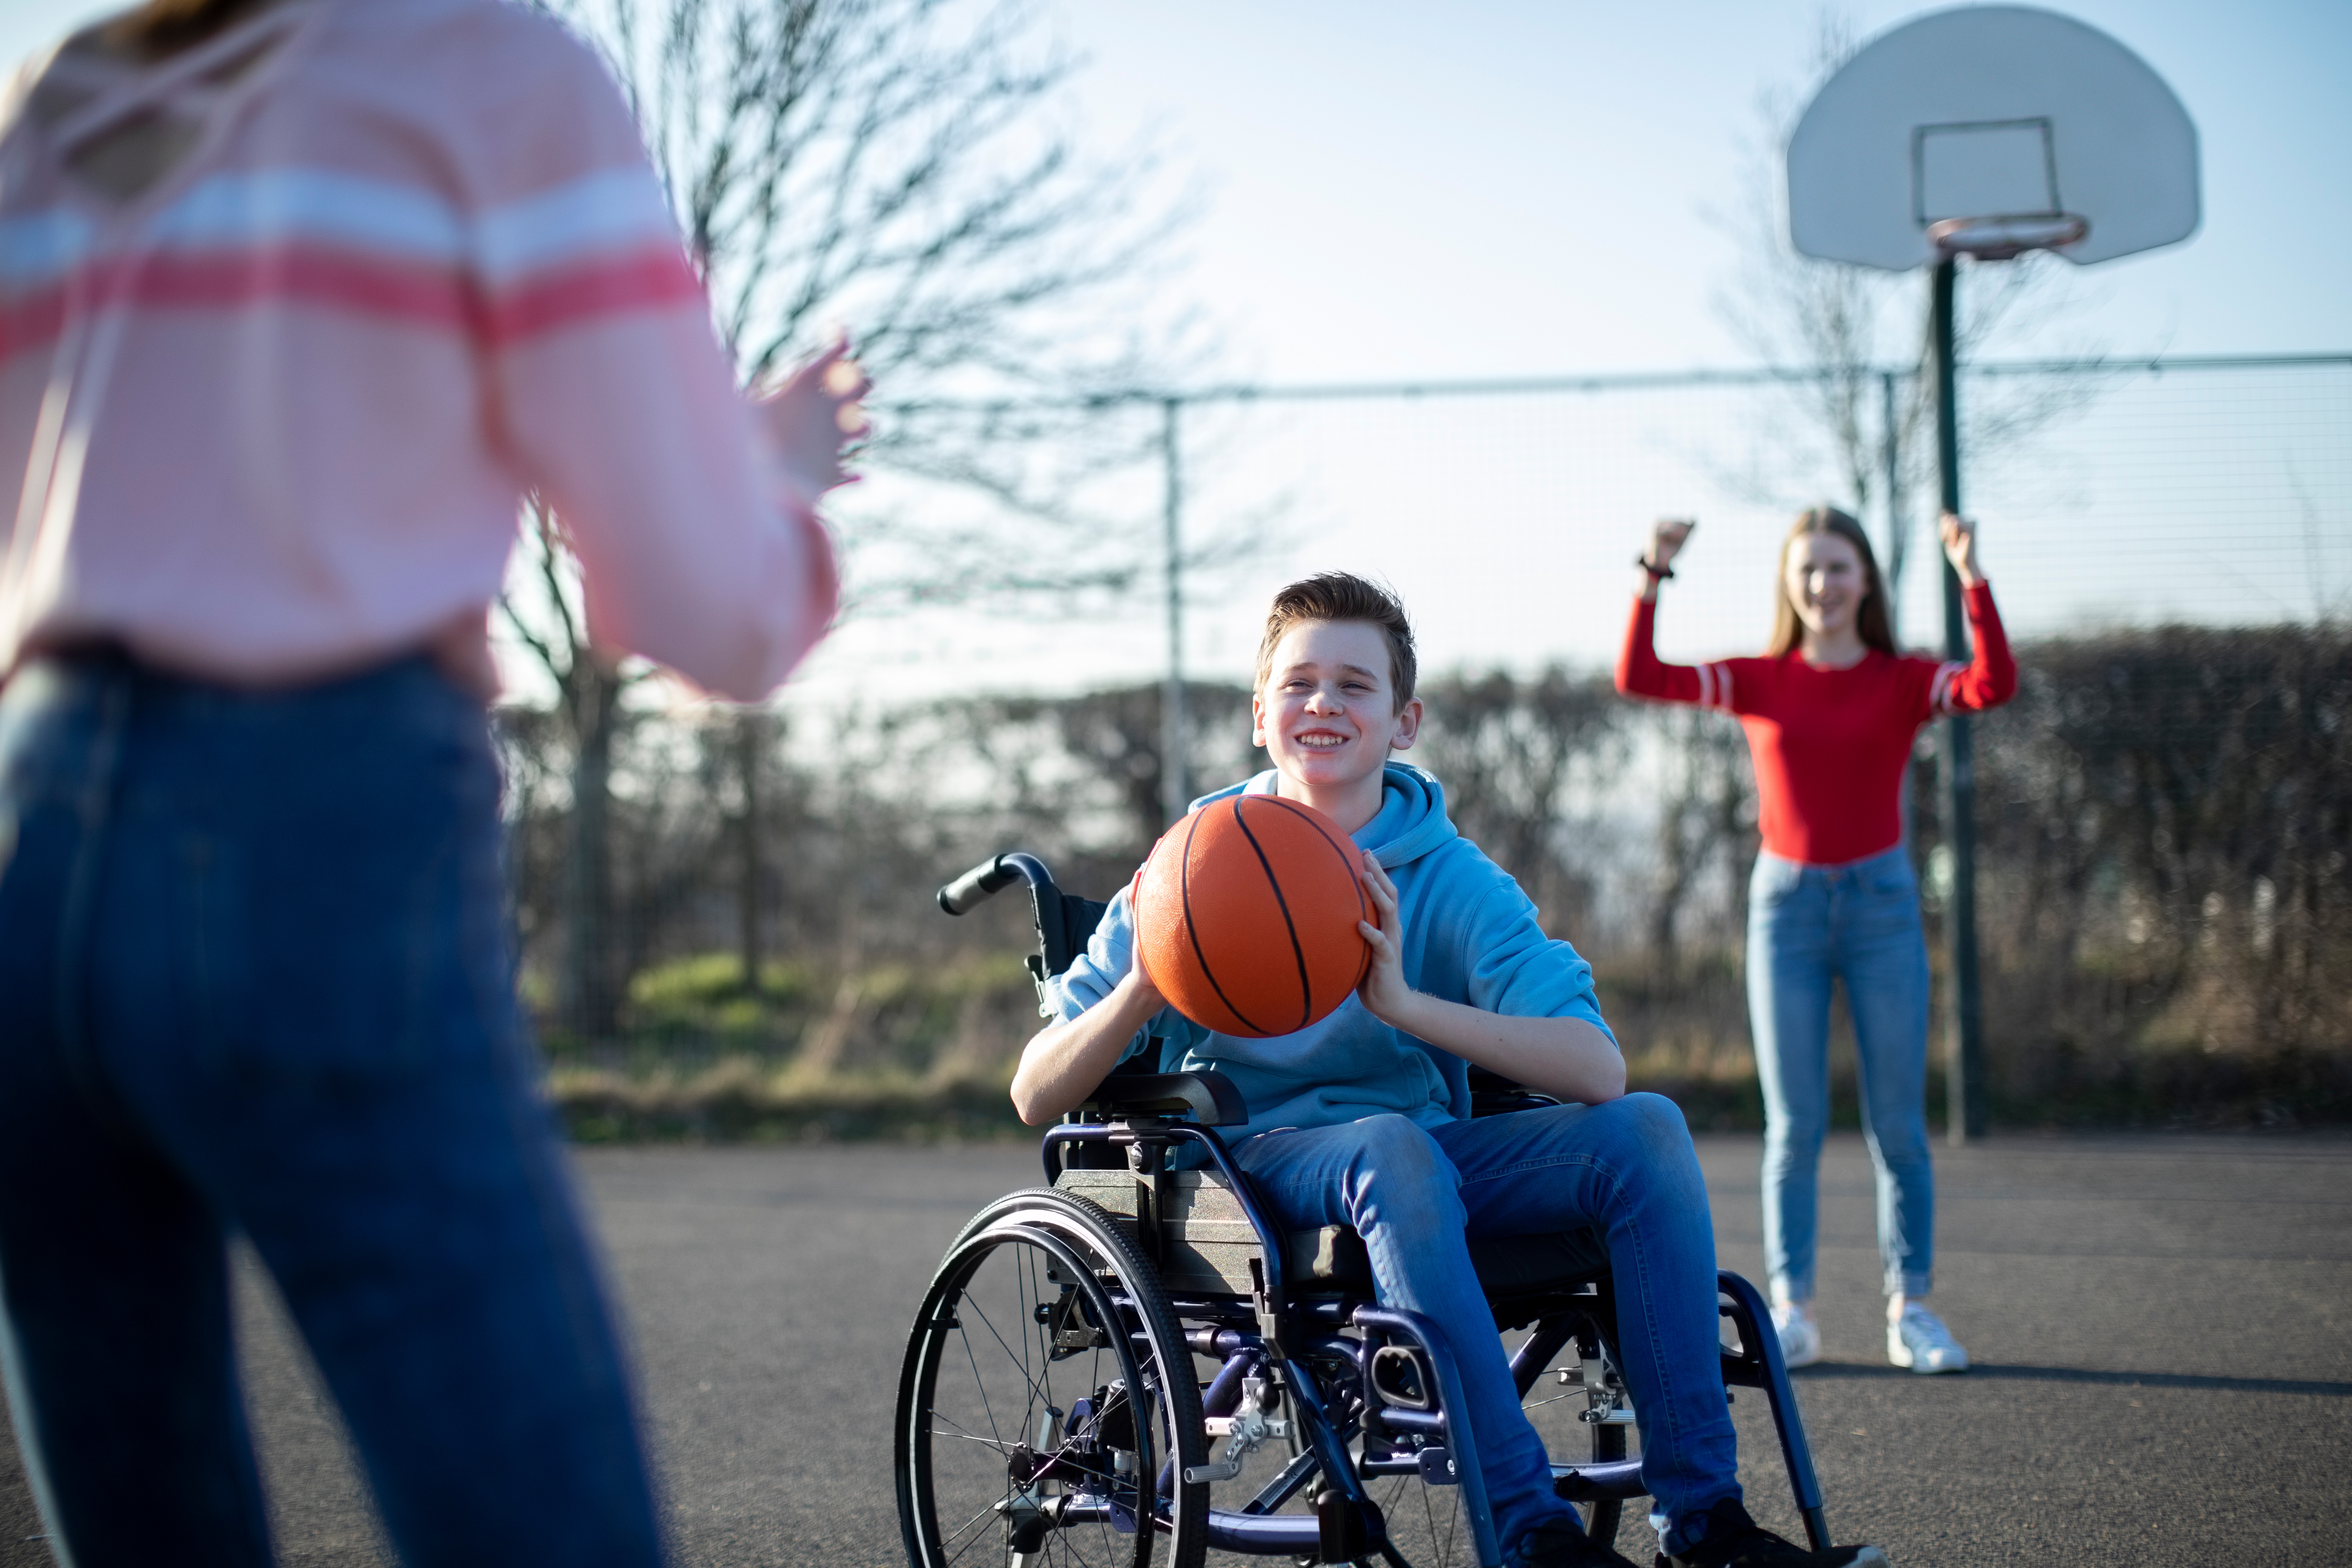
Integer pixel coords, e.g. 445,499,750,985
1552,1458,1648,1501
1204,1506,1376,1556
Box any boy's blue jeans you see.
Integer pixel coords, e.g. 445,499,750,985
1747,847,1936,1303
0,653,664,1567
1234,1094,1740,1556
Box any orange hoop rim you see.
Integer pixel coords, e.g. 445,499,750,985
1927,213,2092,261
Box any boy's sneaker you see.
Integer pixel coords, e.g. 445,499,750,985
1886,1303,1968,1373
1656,1497,1888,1568
1510,1516,1641,1568
1769,1304,1820,1369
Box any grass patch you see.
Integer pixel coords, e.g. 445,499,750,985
550,1058,1029,1143
533,948,2352,1142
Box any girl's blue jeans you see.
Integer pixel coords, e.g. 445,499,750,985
0,653,663,1567
1746,846,1937,1304
1235,1094,1741,1557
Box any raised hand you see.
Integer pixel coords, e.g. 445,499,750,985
1939,511,1981,587
1648,517,1695,569
754,331,870,494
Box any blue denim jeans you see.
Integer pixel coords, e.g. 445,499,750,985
1234,1094,1740,1557
0,653,663,1567
1747,847,1936,1303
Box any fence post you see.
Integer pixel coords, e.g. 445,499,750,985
1159,397,1188,826
1932,259,1988,1143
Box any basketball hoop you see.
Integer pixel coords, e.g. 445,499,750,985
1926,214,2090,262
1785,6,2198,273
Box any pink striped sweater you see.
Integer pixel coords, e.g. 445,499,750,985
0,0,837,699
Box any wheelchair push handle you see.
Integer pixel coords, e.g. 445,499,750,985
936,851,1060,916
937,856,1019,915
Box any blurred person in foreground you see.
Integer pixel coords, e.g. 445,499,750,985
0,0,862,1562
1615,510,2015,1376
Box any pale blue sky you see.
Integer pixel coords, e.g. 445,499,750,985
6,2,2337,369
3,1,2343,704
1057,0,2349,379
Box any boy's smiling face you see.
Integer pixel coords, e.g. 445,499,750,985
1253,619,1422,815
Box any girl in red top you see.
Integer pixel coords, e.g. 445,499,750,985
1615,507,2015,1375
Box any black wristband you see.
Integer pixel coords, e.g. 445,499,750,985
1636,555,1675,581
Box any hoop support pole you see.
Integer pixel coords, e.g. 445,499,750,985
1932,258,1988,1145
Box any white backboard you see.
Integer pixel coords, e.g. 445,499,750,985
1788,5,2199,271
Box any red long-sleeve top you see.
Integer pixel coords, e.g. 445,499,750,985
1615,583,2018,865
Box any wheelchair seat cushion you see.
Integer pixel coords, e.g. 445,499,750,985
1466,1227,1612,1297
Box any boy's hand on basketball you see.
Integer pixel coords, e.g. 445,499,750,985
1355,852,1415,1026
1938,511,1981,586
755,330,870,493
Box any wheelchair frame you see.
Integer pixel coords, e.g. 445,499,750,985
897,852,1834,1568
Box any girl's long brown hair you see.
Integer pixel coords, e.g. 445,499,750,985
107,0,271,57
1767,506,1896,658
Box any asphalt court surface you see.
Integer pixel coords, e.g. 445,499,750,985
3,1131,2347,1565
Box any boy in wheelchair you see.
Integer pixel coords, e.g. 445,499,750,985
1009,573,1884,1568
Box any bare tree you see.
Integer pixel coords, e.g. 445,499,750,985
502,0,1203,1030
1415,668,1629,938
573,0,1201,607
1644,709,1756,978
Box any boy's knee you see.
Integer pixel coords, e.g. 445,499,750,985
1600,1091,1696,1158
1347,1114,1453,1188
1573,1093,1709,1213
1355,1111,1438,1158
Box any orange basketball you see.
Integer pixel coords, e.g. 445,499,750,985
1133,794,1372,1039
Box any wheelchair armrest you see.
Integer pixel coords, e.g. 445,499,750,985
1470,1088,1563,1118
1466,1064,1562,1118
1086,1071,1248,1128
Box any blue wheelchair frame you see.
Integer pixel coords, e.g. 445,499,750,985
901,852,1835,1568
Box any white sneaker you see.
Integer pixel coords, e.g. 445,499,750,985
1770,1303,1821,1369
1888,1303,1969,1373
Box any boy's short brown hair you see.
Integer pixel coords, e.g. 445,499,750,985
1254,573,1418,711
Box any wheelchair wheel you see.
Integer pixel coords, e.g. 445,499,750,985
1510,1321,1632,1551
1580,1424,1628,1547
1357,1319,1632,1565
897,1188,1209,1568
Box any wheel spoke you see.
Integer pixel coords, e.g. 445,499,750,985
962,1290,1062,1417
958,1320,1009,1457
938,1497,1002,1557
928,1418,1022,1452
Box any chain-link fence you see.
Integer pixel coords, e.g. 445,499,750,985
501,352,2352,1136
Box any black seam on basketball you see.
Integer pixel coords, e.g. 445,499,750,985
1232,796,1314,1032
1258,795,1375,990
1179,804,1264,1036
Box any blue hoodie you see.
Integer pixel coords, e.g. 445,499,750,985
1044,761,1615,1147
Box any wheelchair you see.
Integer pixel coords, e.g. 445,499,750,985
896,852,1836,1568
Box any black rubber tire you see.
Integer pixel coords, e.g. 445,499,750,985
896,1187,1209,1568
1582,1420,1626,1548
